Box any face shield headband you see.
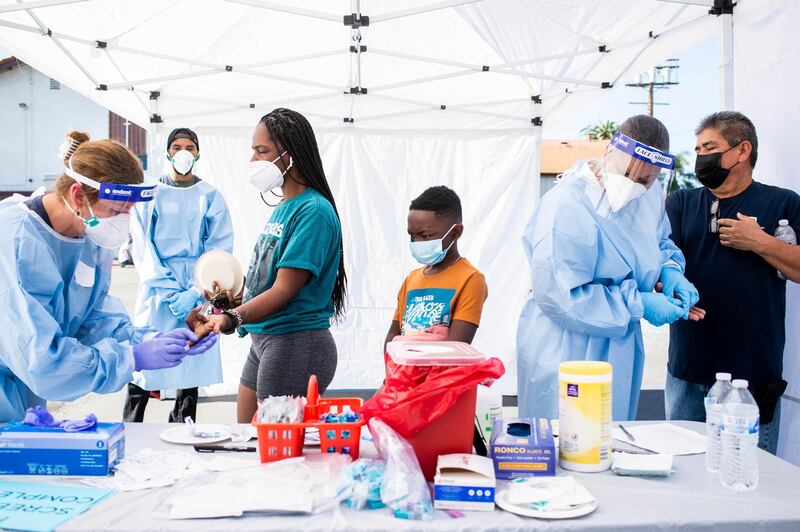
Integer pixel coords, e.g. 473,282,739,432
609,131,676,171
65,160,155,203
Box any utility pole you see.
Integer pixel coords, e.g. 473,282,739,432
626,60,680,117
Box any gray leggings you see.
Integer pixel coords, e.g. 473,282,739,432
240,329,338,399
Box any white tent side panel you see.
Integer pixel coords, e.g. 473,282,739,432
733,0,800,466
194,127,539,394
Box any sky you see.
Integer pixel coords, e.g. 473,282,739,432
544,37,719,165
1,36,719,161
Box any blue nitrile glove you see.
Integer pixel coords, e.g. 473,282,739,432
23,406,60,428
640,291,685,327
158,328,199,344
165,288,202,321
61,414,98,432
659,264,699,317
133,336,188,371
186,332,218,356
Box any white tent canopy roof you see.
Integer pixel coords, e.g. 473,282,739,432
0,0,717,131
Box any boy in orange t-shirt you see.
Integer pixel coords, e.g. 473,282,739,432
384,186,488,349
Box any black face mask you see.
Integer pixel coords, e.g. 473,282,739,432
695,144,741,189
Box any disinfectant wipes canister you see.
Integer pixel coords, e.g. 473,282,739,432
558,361,612,473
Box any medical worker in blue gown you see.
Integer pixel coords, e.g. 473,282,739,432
517,115,702,421
0,135,217,423
123,128,234,423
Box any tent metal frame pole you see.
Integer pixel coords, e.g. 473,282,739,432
370,69,476,92
222,0,341,23
492,67,604,87
544,49,611,120
366,93,528,124
236,67,344,92
0,18,93,44
103,48,151,118
346,0,364,123
370,0,484,24
240,49,344,69
496,48,600,69
0,0,87,14
654,0,712,6
18,2,101,87
104,68,223,91
610,5,688,87
101,62,343,95
165,91,335,121
370,48,485,71
532,96,542,200
719,10,734,110
112,45,224,70
370,48,606,87
147,96,161,180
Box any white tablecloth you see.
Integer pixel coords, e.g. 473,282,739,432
38,421,800,531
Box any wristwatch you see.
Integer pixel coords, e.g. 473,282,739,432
220,309,243,335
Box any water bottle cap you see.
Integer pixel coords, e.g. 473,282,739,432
732,379,749,388
716,372,732,381
779,219,789,226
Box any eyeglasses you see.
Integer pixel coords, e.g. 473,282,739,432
709,198,719,234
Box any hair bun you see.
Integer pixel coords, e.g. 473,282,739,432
59,130,90,161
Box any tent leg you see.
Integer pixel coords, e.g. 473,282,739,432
719,11,734,110
532,97,542,200
147,97,161,179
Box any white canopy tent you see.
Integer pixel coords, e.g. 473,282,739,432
3,0,798,463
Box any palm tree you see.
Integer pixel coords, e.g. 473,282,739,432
580,121,619,140
662,151,700,194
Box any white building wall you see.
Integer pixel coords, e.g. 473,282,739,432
0,63,107,192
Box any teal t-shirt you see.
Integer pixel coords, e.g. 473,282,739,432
240,188,341,335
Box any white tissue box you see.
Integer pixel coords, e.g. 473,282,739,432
433,454,496,512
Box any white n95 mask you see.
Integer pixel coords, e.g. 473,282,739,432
63,196,131,249
168,149,197,175
603,172,646,212
248,152,293,193
85,212,131,249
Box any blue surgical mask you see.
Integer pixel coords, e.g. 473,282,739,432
410,224,457,266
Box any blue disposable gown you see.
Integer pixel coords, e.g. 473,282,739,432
130,179,233,390
517,162,686,421
0,198,151,422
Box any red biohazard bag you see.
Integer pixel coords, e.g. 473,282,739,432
362,355,505,439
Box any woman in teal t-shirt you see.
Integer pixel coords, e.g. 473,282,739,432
205,108,347,422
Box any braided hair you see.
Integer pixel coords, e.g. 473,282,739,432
260,108,347,319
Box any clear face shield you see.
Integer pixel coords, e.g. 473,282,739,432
599,132,676,212
63,160,156,248
64,160,156,215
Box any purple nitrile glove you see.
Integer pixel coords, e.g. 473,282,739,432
133,336,187,371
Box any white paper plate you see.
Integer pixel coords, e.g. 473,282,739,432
495,488,598,519
194,250,244,295
160,424,232,445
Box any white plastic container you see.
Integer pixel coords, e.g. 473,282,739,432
385,341,485,366
774,220,796,280
720,379,760,492
558,361,612,473
704,372,733,473
475,384,503,455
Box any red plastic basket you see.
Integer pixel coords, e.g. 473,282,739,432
317,397,365,459
252,376,365,463
251,417,306,463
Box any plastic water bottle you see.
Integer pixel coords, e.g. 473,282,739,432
719,379,760,492
704,372,733,473
774,220,796,280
